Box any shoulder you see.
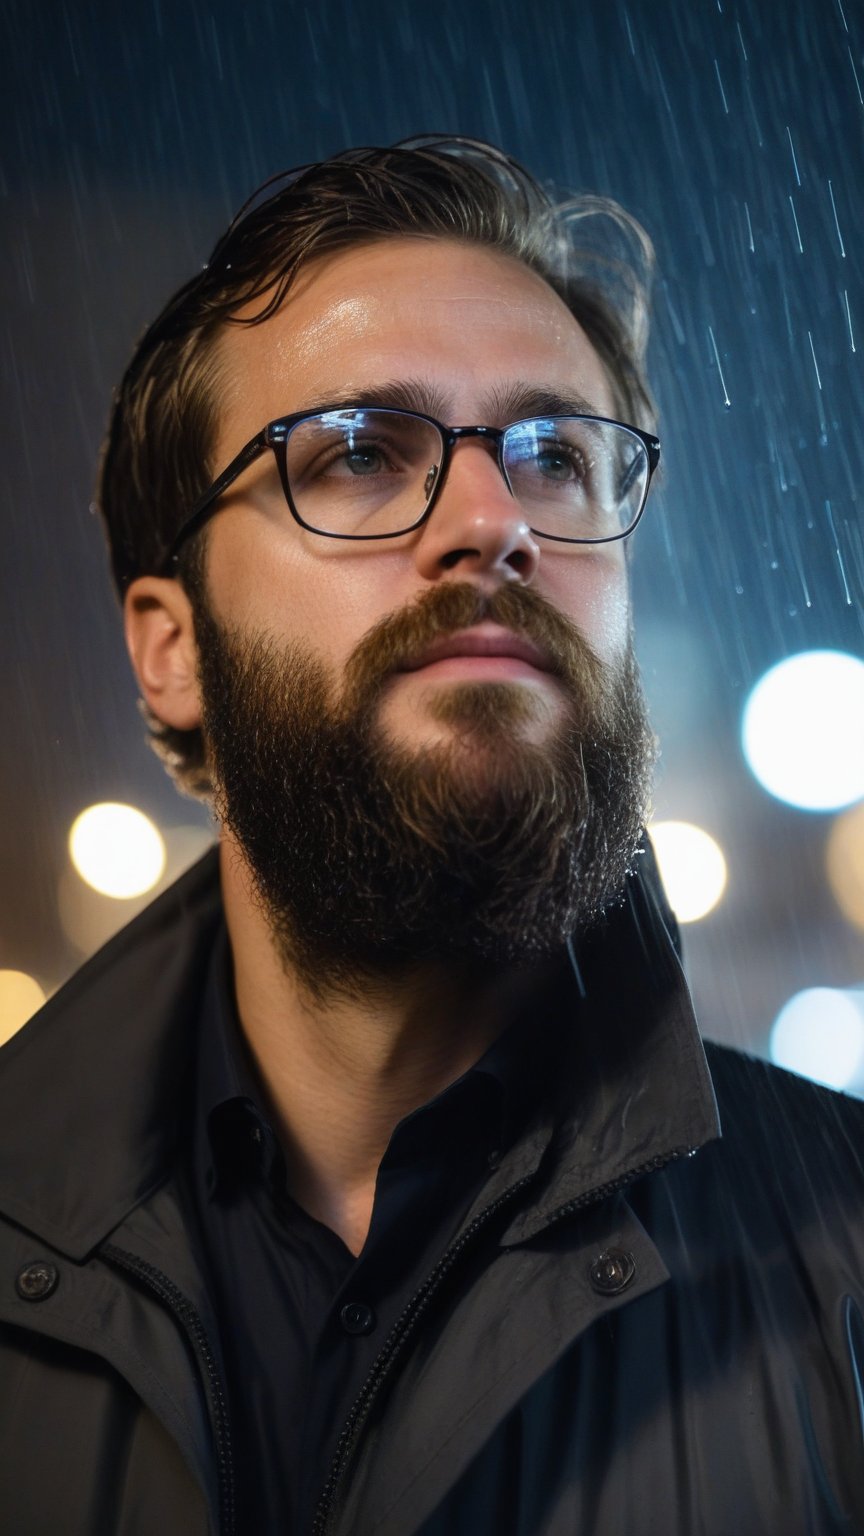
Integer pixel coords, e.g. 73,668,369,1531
654,1040,864,1249
621,1043,864,1319
704,1038,864,1166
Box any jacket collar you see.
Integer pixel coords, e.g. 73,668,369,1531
0,849,223,1260
496,850,721,1242
421,834,721,1243
0,839,719,1262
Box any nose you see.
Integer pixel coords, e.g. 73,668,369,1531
412,439,542,586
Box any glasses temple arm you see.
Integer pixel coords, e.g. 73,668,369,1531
164,429,270,568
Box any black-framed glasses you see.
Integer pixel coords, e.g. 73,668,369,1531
162,406,660,570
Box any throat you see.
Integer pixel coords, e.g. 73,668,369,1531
221,841,555,1251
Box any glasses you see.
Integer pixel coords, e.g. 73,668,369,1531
163,407,660,569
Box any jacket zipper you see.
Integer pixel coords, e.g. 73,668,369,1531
101,1242,235,1536
539,1144,695,1230
310,1171,536,1536
97,1144,694,1536
311,1141,695,1536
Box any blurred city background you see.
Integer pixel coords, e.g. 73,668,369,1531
2,0,863,1093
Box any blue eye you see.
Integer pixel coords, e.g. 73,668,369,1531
342,445,387,475
535,447,584,482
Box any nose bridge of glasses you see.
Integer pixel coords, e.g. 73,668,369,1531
439,423,511,495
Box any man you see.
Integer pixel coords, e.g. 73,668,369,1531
0,137,862,1535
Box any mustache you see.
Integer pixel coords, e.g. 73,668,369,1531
341,582,612,711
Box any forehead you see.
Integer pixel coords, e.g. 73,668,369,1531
213,237,617,450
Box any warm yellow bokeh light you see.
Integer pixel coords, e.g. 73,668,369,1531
826,801,864,931
59,822,215,956
69,803,166,898
0,970,46,1047
649,820,728,923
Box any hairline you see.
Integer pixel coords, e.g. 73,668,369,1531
196,230,633,509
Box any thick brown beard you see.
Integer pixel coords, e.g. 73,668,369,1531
192,581,656,1002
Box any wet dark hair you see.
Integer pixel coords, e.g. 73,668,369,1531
95,134,656,796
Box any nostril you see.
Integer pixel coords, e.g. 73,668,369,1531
440,547,479,570
507,549,533,576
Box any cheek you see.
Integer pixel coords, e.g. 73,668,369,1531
204,516,403,668
545,552,631,665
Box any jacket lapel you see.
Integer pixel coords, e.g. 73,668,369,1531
0,848,222,1259
328,846,721,1536
331,1196,671,1536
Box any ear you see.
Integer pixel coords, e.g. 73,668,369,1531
124,576,203,732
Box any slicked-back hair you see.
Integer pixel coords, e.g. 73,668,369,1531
96,135,656,797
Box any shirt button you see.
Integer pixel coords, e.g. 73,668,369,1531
588,1248,637,1295
16,1261,59,1301
340,1301,376,1336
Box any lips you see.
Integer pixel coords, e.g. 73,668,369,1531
400,624,555,675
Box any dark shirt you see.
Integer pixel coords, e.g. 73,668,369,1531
182,924,568,1536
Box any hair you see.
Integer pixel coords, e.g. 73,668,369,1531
95,135,656,798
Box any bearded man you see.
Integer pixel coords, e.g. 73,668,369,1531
1,138,862,1536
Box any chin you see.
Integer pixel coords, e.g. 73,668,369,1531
383,680,563,747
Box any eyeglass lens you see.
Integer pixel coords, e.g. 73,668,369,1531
284,409,649,540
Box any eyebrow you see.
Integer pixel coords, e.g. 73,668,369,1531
292,378,605,423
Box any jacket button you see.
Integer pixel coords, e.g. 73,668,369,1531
16,1261,59,1301
588,1248,636,1295
340,1302,376,1335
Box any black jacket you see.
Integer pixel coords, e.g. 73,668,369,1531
1,845,862,1536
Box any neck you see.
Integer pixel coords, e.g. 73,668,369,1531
219,833,551,1255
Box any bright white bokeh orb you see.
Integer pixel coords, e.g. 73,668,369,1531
770,987,864,1091
649,820,728,922
742,650,864,811
69,803,166,898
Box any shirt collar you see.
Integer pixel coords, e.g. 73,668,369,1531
195,923,286,1198
194,924,575,1200
190,834,718,1218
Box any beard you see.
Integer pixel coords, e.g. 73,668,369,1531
192,580,656,1001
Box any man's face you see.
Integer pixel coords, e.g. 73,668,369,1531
205,238,631,738
191,238,654,992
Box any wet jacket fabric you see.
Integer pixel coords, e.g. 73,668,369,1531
1,844,862,1536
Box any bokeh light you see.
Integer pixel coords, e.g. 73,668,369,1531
69,803,166,898
770,987,864,1091
649,820,728,923
0,970,46,1047
826,802,864,932
60,822,215,954
742,651,864,812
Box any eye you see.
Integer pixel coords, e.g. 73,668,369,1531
535,444,586,482
339,443,389,475
324,439,396,476
300,435,403,483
